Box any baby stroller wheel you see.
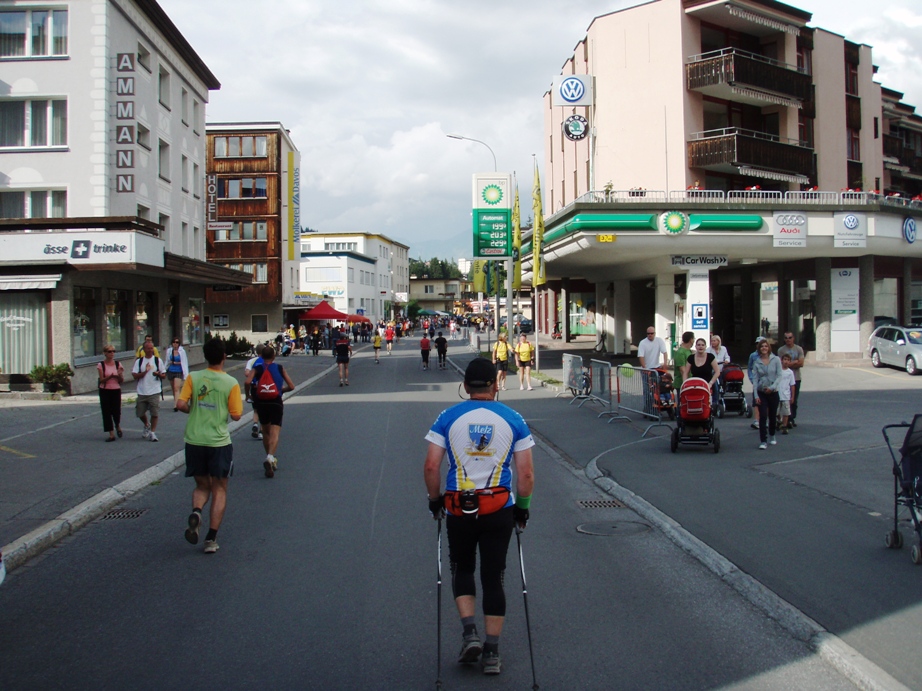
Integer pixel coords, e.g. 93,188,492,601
912,544,922,565
713,428,721,453
885,530,903,549
745,402,753,418
670,428,679,453
715,403,725,419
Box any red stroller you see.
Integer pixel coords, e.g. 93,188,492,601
671,377,720,453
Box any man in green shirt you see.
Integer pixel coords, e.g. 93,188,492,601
673,331,695,389
177,339,244,554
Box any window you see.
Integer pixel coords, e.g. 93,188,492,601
137,42,150,71
798,112,814,148
424,285,434,294
137,204,150,220
193,226,200,256
847,129,860,161
158,140,170,180
252,314,268,333
220,262,268,283
182,222,189,255
73,287,98,358
0,99,66,147
0,189,66,218
158,213,170,235
0,9,67,58
348,267,355,283
192,162,201,197
213,135,268,158
137,122,150,150
323,242,357,251
181,155,189,191
192,100,200,134
158,66,170,108
214,220,268,241
135,291,156,350
845,63,858,96
102,289,130,352
305,267,342,282
181,88,188,125
213,314,229,328
219,177,267,198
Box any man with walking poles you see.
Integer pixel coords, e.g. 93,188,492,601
423,357,536,679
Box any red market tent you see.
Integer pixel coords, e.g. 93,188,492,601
298,301,349,321
343,314,372,323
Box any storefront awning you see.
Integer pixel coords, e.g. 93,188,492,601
0,274,62,290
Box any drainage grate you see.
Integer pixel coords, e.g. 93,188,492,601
100,508,148,520
577,499,625,509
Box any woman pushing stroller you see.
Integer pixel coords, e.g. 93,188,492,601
680,338,720,396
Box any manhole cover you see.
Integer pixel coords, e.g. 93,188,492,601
100,508,148,520
576,521,651,536
577,499,625,509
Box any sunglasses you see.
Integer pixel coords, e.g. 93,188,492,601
104,349,115,353
647,332,655,335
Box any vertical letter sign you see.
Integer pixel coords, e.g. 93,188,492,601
472,173,513,258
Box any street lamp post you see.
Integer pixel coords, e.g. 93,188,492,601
447,134,510,336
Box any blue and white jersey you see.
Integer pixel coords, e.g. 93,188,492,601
425,400,535,505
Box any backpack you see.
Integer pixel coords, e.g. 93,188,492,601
253,363,283,401
135,355,164,399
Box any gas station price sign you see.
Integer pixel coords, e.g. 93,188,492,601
474,209,511,257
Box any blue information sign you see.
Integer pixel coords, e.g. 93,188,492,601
691,304,708,330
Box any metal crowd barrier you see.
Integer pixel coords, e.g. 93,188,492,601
557,353,587,402
589,358,618,417
607,365,672,437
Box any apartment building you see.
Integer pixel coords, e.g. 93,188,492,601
298,231,410,324
531,0,922,360
0,0,249,393
204,122,300,343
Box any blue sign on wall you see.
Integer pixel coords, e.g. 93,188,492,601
691,304,708,330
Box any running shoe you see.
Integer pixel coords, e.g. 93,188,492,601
759,442,767,450
149,431,158,442
264,456,275,478
458,634,482,664
782,428,788,435
480,650,501,675
769,436,777,445
251,423,260,438
142,426,151,439
750,422,759,430
185,511,201,544
257,432,263,440
203,539,219,554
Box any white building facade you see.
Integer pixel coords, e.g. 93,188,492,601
0,0,249,393
297,232,409,324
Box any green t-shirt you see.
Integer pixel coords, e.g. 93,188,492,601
182,369,242,447
673,346,692,388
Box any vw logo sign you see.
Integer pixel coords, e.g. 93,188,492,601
563,114,589,141
843,214,860,230
838,270,852,277
775,214,806,225
904,217,917,244
559,77,585,103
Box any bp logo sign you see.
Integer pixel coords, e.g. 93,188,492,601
481,184,503,206
659,211,689,236
563,115,588,141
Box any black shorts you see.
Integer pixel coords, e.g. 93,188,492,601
254,399,284,426
167,370,184,381
336,355,350,364
496,360,508,372
184,443,234,478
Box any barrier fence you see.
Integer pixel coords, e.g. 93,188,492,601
558,353,587,402
606,365,672,437
589,358,618,417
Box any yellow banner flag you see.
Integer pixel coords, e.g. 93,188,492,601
471,259,487,293
532,166,546,286
511,187,522,290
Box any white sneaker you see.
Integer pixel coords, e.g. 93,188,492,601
251,423,260,438
142,426,151,440
520,385,525,390
149,431,159,442
769,436,777,445
759,442,767,450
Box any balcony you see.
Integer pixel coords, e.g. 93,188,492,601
688,128,814,181
686,49,812,107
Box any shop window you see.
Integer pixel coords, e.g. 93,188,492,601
73,287,98,358
252,314,268,333
135,291,155,350
213,314,229,328
568,294,597,336
184,298,203,346
103,289,130,352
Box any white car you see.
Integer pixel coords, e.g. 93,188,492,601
868,325,922,375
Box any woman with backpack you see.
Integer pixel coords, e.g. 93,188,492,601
97,344,124,442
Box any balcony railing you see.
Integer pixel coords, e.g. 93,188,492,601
687,128,814,177
571,189,922,209
686,48,812,103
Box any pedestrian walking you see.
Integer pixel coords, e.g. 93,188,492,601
373,332,382,363
514,333,535,390
132,340,166,442
385,324,395,354
434,331,448,369
165,337,189,412
177,338,243,554
637,326,668,369
420,333,432,370
423,358,535,676
97,345,124,442
748,336,767,430
778,354,797,434
334,332,353,385
492,333,510,390
752,339,783,450
245,345,295,478
777,331,805,427
244,352,263,440
134,334,160,359
681,337,720,390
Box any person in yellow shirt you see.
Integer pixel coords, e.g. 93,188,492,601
492,333,510,391
135,334,160,359
514,333,535,391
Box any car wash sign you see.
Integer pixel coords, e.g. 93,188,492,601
472,173,513,258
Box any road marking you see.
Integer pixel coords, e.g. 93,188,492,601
0,411,97,444
0,444,35,458
759,444,885,466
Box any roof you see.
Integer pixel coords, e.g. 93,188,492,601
135,0,220,90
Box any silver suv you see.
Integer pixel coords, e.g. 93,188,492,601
868,326,922,375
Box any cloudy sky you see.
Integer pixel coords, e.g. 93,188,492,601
156,0,922,262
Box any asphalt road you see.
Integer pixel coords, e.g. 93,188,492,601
0,340,862,690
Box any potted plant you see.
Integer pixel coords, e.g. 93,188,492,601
29,363,74,393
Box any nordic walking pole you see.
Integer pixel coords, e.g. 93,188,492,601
436,517,443,690
516,527,539,690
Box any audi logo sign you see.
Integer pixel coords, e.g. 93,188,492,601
772,211,807,248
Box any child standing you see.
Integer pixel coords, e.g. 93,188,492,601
778,354,797,434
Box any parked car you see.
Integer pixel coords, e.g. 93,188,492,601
868,325,922,374
499,315,533,333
